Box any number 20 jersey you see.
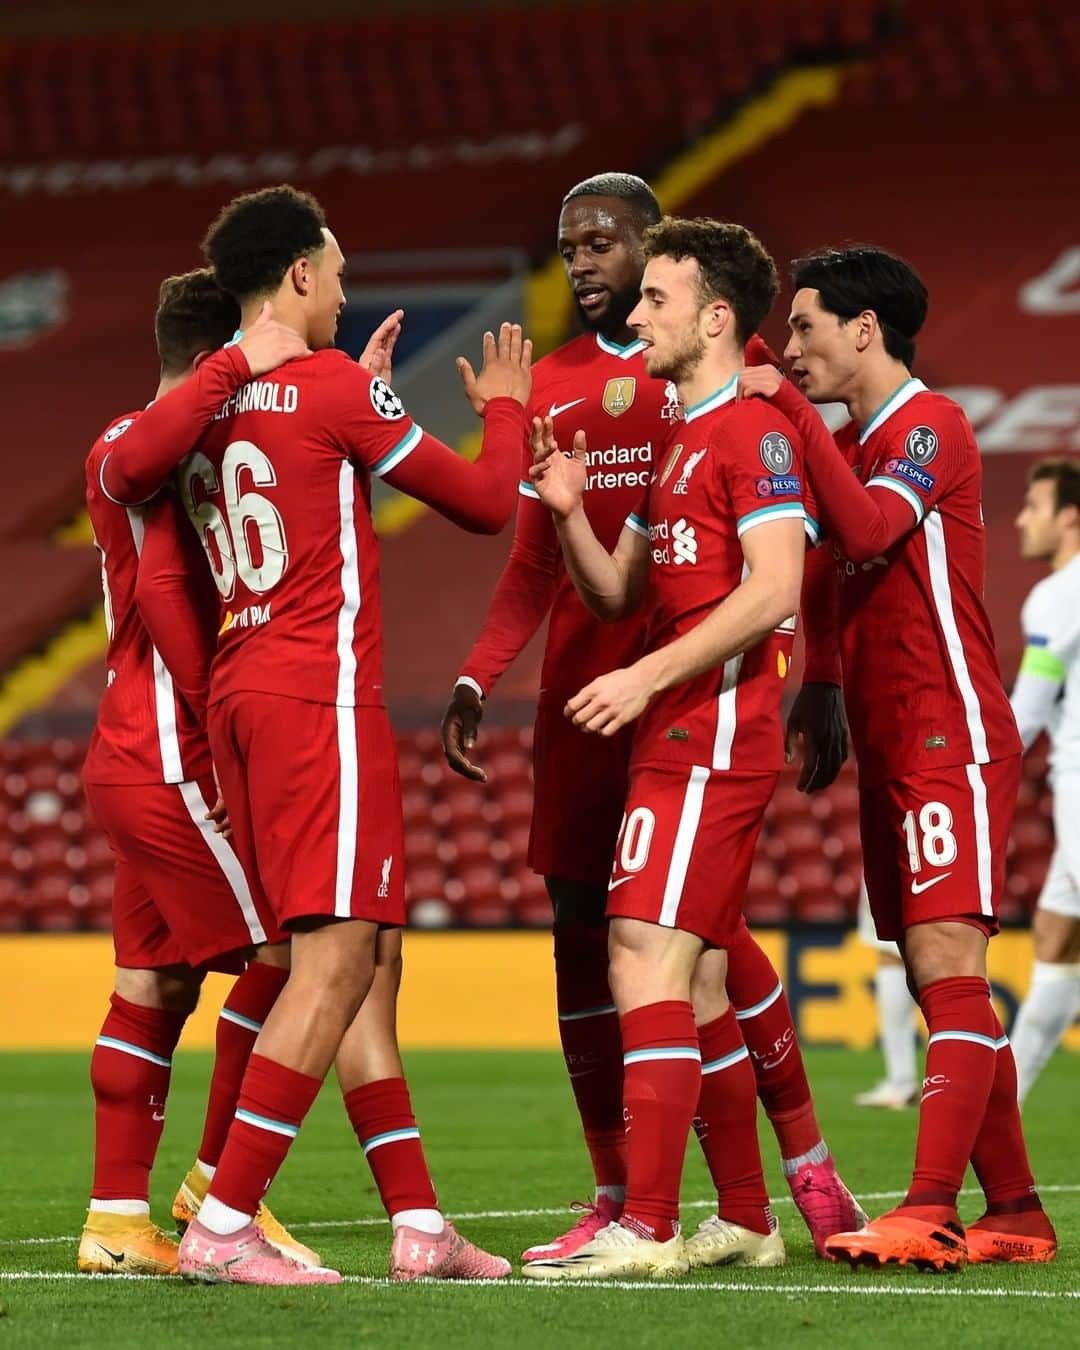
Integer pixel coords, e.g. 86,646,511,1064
181,349,423,710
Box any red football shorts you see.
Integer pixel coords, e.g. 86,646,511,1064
606,762,778,947
84,776,280,971
209,692,406,929
529,698,633,887
859,755,1021,943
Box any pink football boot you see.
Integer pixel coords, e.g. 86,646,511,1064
389,1222,511,1281
178,1219,342,1285
788,1158,869,1257
521,1195,623,1263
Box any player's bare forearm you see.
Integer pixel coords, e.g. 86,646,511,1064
102,346,251,505
555,509,645,621
638,565,802,697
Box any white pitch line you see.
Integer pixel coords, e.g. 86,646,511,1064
4,1183,1079,1249
0,1272,1077,1300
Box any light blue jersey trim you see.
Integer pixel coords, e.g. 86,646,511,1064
558,1003,617,1022
734,982,783,1021
625,512,649,538
927,1030,1000,1051
736,503,805,538
219,1008,263,1034
372,423,423,478
94,1036,171,1067
362,1127,421,1154
225,328,245,347
858,378,928,444
596,333,646,360
804,514,822,546
235,1108,299,1137
866,474,924,523
701,1046,750,1075
518,479,541,500
683,375,739,424
623,1046,702,1066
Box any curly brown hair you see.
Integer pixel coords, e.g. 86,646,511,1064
642,216,779,344
154,268,240,376
202,183,326,303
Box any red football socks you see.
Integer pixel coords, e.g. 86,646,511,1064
970,1014,1041,1214
905,976,998,1210
90,993,187,1201
619,1001,700,1244
553,921,626,1190
726,925,822,1162
197,962,289,1169
694,1009,772,1234
343,1077,438,1216
208,1053,322,1217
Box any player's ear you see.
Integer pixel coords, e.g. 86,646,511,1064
291,255,311,298
855,310,876,352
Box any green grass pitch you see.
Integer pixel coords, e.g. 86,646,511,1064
2,1048,1077,1348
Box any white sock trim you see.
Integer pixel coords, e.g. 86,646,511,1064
89,1199,150,1216
195,1159,216,1180
1031,959,1080,984
390,1208,444,1235
198,1194,254,1236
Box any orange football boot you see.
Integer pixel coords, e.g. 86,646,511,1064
965,1209,1057,1264
824,1207,967,1272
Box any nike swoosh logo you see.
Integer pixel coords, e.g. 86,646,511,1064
921,1088,946,1102
548,398,587,419
608,875,635,891
762,1043,795,1071
152,1111,165,1121
911,872,953,895
96,1245,126,1264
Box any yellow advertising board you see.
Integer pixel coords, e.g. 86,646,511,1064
1,929,1075,1052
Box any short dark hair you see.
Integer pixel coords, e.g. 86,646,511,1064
154,268,240,377
1028,457,1080,514
642,216,779,344
791,245,928,368
562,172,661,227
202,184,327,302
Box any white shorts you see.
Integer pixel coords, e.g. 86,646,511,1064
1037,773,1080,919
857,881,901,956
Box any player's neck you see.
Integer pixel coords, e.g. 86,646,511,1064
849,360,915,430
678,350,741,412
154,371,187,401
239,296,309,345
1051,537,1080,572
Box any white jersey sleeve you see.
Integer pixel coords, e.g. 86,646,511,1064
1012,570,1080,751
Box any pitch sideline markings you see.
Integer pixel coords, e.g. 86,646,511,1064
4,1183,1079,1249
0,1272,1077,1300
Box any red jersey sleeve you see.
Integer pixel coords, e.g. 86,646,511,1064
771,379,966,563
329,362,525,535
100,345,251,506
745,333,782,368
134,488,220,720
712,402,808,542
799,541,842,684
458,433,559,697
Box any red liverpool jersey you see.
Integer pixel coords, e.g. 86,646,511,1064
83,411,214,786
458,332,779,705
827,379,1021,785
180,349,523,708
628,377,815,773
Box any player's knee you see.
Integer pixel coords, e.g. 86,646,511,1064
903,920,988,991
689,962,729,1025
114,965,202,1015
546,876,608,928
252,939,291,971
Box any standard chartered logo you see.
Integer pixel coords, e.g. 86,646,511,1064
648,516,698,566
673,518,697,565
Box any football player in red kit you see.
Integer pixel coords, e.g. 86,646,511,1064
740,244,1055,1269
79,272,317,1275
521,218,830,1281
103,185,534,1285
443,176,859,1263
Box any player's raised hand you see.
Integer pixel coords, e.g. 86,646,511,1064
785,681,849,792
529,426,587,519
736,364,785,401
357,308,404,384
457,322,533,414
441,682,487,783
565,662,654,736
237,300,310,377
